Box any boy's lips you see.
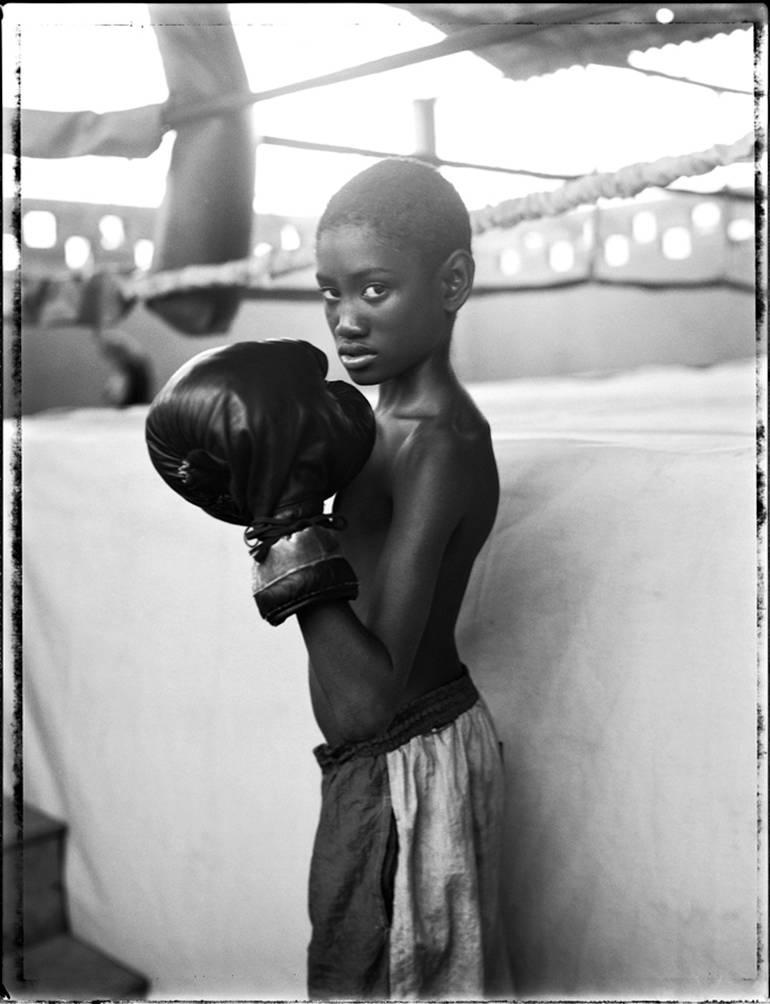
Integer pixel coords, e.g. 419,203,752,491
338,345,377,369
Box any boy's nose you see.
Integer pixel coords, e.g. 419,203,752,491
334,304,366,339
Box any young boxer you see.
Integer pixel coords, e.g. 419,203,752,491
145,157,511,1001
300,158,510,1000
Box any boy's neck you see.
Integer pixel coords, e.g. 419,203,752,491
376,343,461,417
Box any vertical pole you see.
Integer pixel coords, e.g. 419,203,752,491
413,98,437,162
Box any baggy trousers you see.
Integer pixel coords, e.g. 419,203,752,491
307,670,511,1001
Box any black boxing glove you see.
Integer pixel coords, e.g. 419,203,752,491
145,339,376,624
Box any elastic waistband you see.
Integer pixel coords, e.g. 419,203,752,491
314,668,479,770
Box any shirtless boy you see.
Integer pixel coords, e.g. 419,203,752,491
299,158,509,999
146,156,509,1001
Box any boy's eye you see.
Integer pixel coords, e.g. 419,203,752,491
318,287,339,302
361,283,388,301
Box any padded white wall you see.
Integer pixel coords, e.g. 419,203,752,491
3,358,764,1000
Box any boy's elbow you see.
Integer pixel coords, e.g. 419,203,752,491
335,698,398,744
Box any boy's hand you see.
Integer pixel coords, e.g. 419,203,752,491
144,339,376,623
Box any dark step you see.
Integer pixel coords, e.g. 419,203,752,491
2,932,150,1000
3,801,66,849
3,801,68,953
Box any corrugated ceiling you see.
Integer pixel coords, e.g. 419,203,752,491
390,3,765,81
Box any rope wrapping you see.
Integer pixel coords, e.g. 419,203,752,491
123,256,275,300
470,133,756,234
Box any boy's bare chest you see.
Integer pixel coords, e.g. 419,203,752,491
334,435,393,537
334,411,423,540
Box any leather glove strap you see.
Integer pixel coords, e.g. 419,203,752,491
244,513,348,562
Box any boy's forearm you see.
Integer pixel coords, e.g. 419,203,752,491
297,601,401,741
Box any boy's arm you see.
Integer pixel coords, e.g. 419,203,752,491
297,431,468,741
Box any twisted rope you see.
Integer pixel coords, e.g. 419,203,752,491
120,132,756,299
121,255,278,301
471,132,756,234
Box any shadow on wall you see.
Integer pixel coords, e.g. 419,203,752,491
3,283,758,416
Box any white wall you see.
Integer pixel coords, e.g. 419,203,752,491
3,359,763,1000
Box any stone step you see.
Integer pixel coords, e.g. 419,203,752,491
3,800,68,953
2,932,150,1000
2,800,66,849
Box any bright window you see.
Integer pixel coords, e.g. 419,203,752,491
661,226,692,259
22,210,57,248
603,234,630,267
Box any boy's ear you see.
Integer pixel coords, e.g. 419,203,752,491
440,249,475,313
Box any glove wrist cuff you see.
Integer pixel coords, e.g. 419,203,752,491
244,511,345,561
249,523,358,625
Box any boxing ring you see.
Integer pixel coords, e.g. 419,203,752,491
2,351,762,1000
3,4,767,999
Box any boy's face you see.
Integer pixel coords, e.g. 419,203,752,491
315,223,448,386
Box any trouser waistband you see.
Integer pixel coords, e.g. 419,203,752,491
314,668,479,770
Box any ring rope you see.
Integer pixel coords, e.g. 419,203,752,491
121,132,756,300
121,256,275,300
470,132,756,234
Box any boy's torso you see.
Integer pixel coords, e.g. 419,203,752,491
334,387,499,709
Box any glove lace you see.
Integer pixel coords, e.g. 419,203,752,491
244,513,348,561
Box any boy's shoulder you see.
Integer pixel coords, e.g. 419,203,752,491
388,392,494,488
399,384,490,445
